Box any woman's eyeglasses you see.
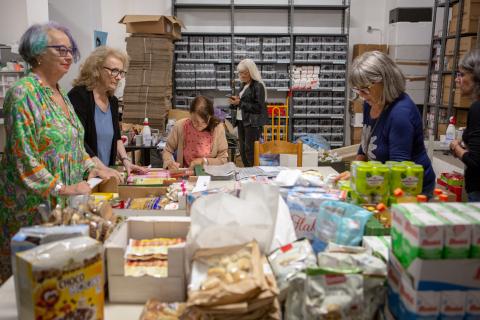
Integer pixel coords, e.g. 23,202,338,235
47,45,77,57
103,67,127,78
350,83,374,101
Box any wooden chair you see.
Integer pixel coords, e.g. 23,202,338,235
253,140,303,167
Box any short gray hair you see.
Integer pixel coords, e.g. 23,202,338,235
349,51,406,106
19,22,80,67
459,49,480,99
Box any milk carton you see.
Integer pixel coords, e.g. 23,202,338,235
444,203,480,258
440,291,466,320
421,203,472,259
466,290,480,320
399,273,440,319
397,204,445,268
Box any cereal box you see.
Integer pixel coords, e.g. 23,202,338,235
15,236,104,320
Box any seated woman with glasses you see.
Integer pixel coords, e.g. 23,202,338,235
336,51,435,196
449,49,480,202
0,22,118,281
163,96,228,169
69,46,147,176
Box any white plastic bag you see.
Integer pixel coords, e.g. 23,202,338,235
187,183,295,262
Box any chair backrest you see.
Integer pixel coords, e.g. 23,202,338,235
254,140,303,167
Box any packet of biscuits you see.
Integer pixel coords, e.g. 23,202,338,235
14,236,104,320
186,241,264,308
139,299,186,320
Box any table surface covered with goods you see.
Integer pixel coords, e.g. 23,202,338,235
1,160,478,320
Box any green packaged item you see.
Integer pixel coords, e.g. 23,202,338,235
388,162,423,196
352,162,389,204
364,216,390,236
392,204,445,268
420,203,471,259
444,203,480,258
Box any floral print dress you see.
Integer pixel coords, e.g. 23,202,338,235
0,73,95,282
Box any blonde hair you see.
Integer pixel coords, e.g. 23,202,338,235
73,46,129,94
349,51,405,106
237,58,267,99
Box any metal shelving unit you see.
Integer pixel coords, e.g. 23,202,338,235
423,0,480,138
172,0,350,147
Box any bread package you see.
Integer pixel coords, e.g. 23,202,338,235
15,236,104,320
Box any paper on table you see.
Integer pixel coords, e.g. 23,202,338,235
87,177,103,189
204,162,236,177
192,176,211,193
274,169,302,187
258,166,289,173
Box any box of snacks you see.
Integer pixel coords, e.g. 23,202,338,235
105,216,190,303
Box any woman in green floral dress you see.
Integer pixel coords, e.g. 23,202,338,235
0,22,117,282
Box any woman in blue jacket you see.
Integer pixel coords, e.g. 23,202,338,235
338,51,435,195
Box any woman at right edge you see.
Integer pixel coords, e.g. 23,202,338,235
450,49,480,202
229,59,268,167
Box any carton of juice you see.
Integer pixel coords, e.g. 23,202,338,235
397,204,444,268
444,203,480,258
421,203,472,259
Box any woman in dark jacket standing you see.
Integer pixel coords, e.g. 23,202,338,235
229,58,268,167
69,46,146,175
450,49,480,201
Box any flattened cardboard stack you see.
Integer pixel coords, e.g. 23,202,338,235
123,35,174,131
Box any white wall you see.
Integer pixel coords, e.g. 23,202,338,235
0,0,50,47
48,0,101,89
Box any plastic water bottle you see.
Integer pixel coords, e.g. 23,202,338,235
142,118,152,146
445,116,456,147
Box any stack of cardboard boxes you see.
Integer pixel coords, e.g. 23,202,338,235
441,0,480,112
388,7,433,105
119,15,184,131
349,44,388,145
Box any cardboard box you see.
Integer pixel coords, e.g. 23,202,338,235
351,112,363,127
350,126,363,141
390,250,480,291
119,15,184,40
113,185,187,217
350,100,363,113
389,45,430,61
352,44,388,60
449,16,479,35
446,36,477,55
456,109,469,127
452,0,480,19
105,217,190,303
397,62,428,77
388,22,432,45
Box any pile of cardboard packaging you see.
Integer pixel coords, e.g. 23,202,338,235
119,15,184,131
